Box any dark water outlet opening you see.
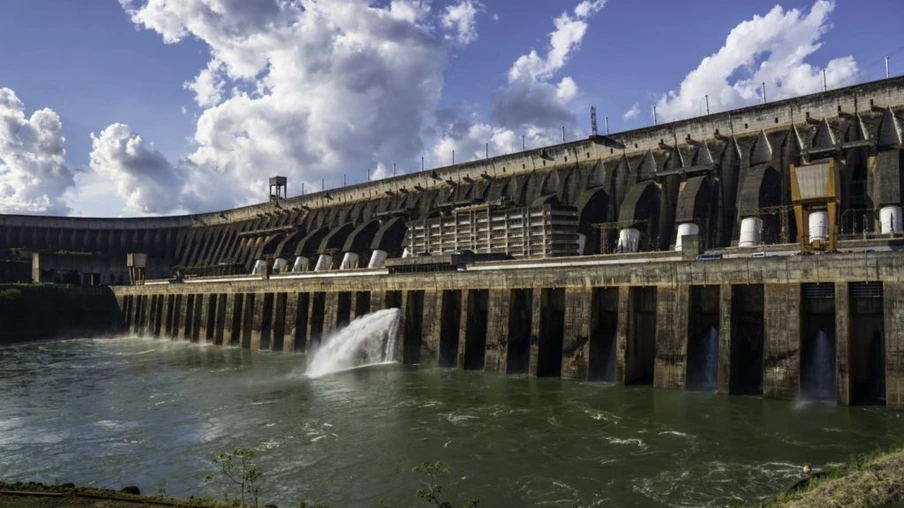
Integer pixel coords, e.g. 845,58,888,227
272,293,287,351
537,288,566,377
308,292,326,351
850,282,885,405
439,290,462,367
241,293,255,348
172,294,183,340
294,293,310,353
730,285,764,395
336,292,352,329
214,294,227,345
151,296,162,337
686,286,720,391
464,289,488,370
800,284,835,400
228,294,241,346
588,287,618,382
386,291,403,310
354,292,371,320
625,286,657,385
204,295,217,342
404,290,425,364
506,289,533,374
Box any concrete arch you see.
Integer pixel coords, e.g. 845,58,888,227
274,229,307,259
294,226,330,257
318,222,355,252
575,187,609,255
674,175,712,224
260,233,286,257
370,217,406,257
618,180,661,223
342,219,380,253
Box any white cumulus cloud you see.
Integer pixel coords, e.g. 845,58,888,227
89,123,184,214
654,0,858,121
434,0,607,162
118,0,459,211
0,88,74,215
441,0,483,46
623,102,640,120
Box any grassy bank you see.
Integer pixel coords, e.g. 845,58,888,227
765,444,904,507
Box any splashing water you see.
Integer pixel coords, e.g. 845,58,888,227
305,309,401,378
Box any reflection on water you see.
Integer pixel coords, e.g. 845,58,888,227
0,336,901,508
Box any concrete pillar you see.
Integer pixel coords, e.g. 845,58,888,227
528,289,542,377
171,294,183,341
115,295,127,331
154,295,165,337
654,285,689,390
179,294,194,340
835,282,852,405
138,295,148,335
883,282,904,410
763,283,801,400
717,284,733,395
197,294,211,342
191,293,203,342
293,293,310,353
214,294,227,345
323,292,339,337
370,290,386,313
484,288,511,374
561,287,593,381
249,293,266,350
615,286,631,385
161,294,173,338
456,289,471,369
221,293,240,347
420,289,443,366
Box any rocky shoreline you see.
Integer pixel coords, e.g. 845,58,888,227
0,481,251,508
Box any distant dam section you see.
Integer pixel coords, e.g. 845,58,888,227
2,77,904,408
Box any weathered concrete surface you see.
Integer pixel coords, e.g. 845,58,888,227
110,251,904,407
764,283,801,400
717,284,732,395
483,288,510,374
653,285,688,390
562,287,592,381
835,282,852,405
883,282,904,410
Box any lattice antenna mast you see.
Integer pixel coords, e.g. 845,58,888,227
590,106,598,137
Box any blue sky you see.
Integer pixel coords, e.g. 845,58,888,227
0,0,902,217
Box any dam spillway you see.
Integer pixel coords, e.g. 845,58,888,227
3,77,904,408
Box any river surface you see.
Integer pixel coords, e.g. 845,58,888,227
0,336,901,507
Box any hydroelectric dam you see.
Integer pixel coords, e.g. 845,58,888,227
4,78,904,409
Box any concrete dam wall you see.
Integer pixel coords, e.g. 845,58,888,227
3,78,904,408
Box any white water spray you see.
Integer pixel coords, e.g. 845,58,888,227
305,309,401,378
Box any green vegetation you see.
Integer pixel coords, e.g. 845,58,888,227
765,442,904,508
411,461,479,508
204,448,263,507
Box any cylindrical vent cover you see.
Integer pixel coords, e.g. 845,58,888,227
292,256,310,272
576,234,587,255
314,254,333,272
617,228,640,253
273,258,288,273
675,223,700,251
808,209,829,245
368,249,388,268
739,217,763,248
251,260,266,275
402,247,413,258
340,252,359,270
880,205,903,235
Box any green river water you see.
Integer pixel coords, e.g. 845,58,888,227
0,336,901,507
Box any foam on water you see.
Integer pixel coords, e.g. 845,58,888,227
305,308,401,378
